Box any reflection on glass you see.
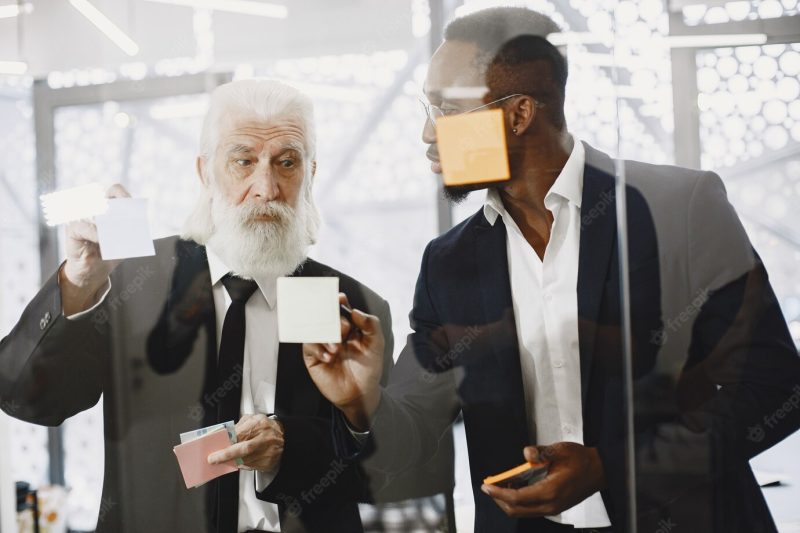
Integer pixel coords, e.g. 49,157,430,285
0,2,798,532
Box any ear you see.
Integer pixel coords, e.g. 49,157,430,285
508,96,538,136
196,156,210,188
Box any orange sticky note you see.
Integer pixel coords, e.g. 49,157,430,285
437,108,511,187
173,429,237,489
483,461,548,488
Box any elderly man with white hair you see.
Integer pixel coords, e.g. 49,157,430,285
0,79,393,533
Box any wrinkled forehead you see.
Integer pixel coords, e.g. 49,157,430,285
216,113,308,153
424,40,488,103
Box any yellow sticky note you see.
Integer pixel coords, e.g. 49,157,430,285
437,108,511,186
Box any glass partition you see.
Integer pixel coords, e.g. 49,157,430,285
1,1,798,532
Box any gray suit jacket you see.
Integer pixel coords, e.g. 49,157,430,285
0,236,395,533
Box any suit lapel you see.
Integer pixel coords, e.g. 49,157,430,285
146,239,217,380
473,216,529,442
577,147,617,404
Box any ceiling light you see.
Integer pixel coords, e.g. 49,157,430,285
665,33,768,48
0,3,32,18
0,61,28,75
548,32,607,46
69,0,140,56
145,0,288,18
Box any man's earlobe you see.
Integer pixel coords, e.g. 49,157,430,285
196,156,209,187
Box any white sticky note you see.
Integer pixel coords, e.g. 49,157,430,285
277,277,341,343
94,198,156,260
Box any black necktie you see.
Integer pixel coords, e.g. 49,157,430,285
216,274,258,533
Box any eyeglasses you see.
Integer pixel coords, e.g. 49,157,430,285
419,93,545,125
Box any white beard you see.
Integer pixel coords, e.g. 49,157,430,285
182,186,312,280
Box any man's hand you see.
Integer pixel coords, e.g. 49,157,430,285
481,442,606,518
302,293,384,431
60,184,131,315
208,414,284,472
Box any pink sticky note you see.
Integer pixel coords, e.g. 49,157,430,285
173,430,237,489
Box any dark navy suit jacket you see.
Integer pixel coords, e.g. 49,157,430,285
337,144,800,533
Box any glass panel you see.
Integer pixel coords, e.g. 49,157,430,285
3,2,798,532
697,42,800,530
53,92,209,531
0,84,50,500
623,19,800,533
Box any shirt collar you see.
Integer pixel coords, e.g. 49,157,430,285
205,245,278,309
483,135,585,226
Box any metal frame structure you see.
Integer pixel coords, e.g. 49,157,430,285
668,7,800,169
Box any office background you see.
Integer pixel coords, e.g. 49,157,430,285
0,0,798,531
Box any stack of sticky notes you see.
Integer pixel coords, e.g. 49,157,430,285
436,108,511,186
277,277,342,343
94,198,155,260
173,421,239,489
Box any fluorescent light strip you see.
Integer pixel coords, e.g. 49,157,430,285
0,61,27,75
0,3,31,18
664,33,768,48
41,183,108,226
0,4,20,18
441,86,488,100
548,32,607,46
145,0,288,18
668,0,731,11
69,0,140,56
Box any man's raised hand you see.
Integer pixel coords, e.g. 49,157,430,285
302,293,384,431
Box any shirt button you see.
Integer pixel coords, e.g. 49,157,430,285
553,359,564,368
562,424,573,435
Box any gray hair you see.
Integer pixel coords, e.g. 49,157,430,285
183,79,321,246
199,79,317,162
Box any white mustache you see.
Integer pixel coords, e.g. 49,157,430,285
228,201,294,224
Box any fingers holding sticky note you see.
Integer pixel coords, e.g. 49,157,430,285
41,183,155,261
436,108,511,187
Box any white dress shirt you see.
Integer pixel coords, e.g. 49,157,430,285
65,247,285,531
206,247,282,533
482,137,611,528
